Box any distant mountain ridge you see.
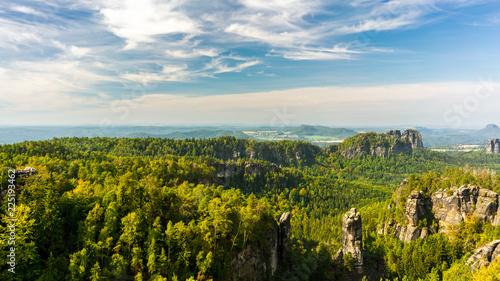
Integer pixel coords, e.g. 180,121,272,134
420,124,500,147
290,125,357,138
127,129,250,139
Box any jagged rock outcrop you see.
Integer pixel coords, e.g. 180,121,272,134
279,212,291,261
232,212,291,281
467,240,500,271
340,208,363,266
486,139,500,154
402,129,424,149
381,184,500,243
432,185,499,232
341,129,423,159
378,190,432,243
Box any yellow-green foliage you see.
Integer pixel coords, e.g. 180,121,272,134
472,259,500,281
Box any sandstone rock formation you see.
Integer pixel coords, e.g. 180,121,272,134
432,185,499,231
232,212,291,281
279,212,291,261
467,240,500,271
341,208,363,266
486,139,500,154
341,129,423,159
402,129,424,149
378,190,431,243
381,184,500,243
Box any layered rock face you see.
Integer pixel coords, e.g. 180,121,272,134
381,184,500,243
341,129,423,159
341,208,364,266
432,185,499,230
486,139,500,154
231,212,291,281
467,240,500,271
378,191,431,243
402,129,424,149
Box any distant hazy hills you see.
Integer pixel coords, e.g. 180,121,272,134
127,130,250,140
289,125,357,138
421,124,500,147
1,124,498,147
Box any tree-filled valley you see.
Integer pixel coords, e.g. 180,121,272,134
1,134,500,281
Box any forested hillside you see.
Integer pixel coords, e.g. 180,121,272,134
1,136,500,280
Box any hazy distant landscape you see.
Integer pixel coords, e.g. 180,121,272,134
2,124,499,151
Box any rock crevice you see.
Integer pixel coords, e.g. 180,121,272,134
381,184,500,243
486,139,500,154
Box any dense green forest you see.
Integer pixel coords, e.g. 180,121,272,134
1,136,500,280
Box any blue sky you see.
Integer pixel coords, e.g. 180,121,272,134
1,0,500,128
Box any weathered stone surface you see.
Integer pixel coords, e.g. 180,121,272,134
342,208,363,266
474,188,498,222
405,191,429,226
467,240,500,271
402,129,424,149
486,139,500,154
279,212,291,261
380,190,433,243
232,221,278,281
383,183,500,243
341,129,423,159
231,212,296,280
431,185,500,231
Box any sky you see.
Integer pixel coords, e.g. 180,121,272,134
1,0,500,128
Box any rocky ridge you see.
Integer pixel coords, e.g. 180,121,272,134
341,129,423,159
380,184,500,243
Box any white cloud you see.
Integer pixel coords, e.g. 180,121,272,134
338,12,421,34
204,57,261,74
121,64,193,83
273,45,363,60
95,0,199,49
0,18,43,48
51,40,92,58
70,46,91,58
166,48,220,59
11,5,45,16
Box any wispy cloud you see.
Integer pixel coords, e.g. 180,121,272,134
10,5,45,16
337,12,422,34
0,60,115,113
